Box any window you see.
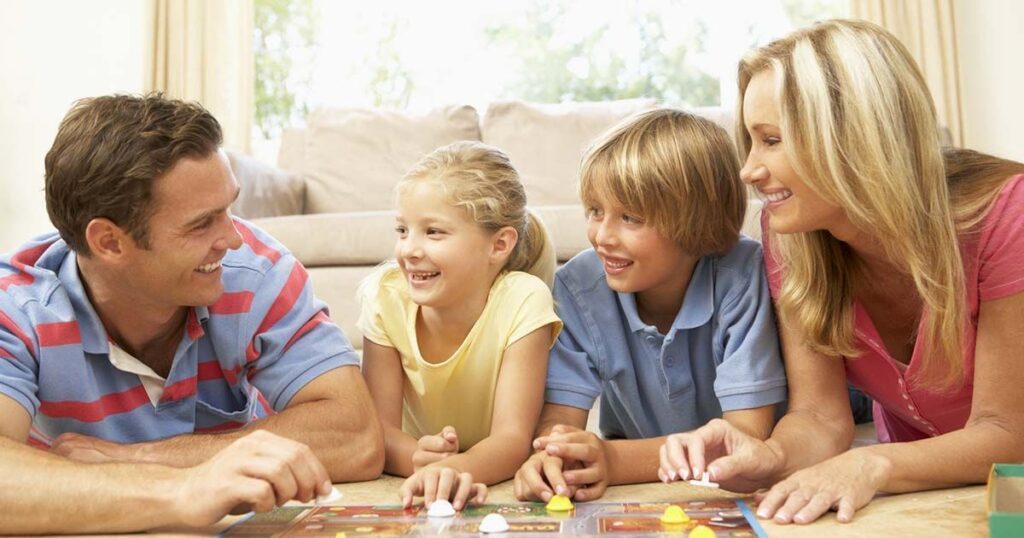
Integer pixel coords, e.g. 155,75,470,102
253,0,847,161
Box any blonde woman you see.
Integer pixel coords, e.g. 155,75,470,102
657,20,1024,524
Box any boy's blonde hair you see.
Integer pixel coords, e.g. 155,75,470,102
398,141,556,287
579,108,746,257
737,19,1024,388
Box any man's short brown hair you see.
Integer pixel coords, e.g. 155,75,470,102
579,108,746,256
44,93,223,254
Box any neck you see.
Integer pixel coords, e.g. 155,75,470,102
826,220,906,279
418,273,497,344
77,257,187,359
635,257,699,333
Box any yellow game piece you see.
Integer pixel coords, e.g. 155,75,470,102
334,533,346,538
688,524,717,538
660,505,691,524
545,494,574,511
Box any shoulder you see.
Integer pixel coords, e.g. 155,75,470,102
982,174,1024,223
554,249,609,296
710,235,765,281
0,233,71,311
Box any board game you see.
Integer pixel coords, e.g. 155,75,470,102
222,498,766,537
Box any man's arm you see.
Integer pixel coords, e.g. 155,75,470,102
54,365,385,482
0,395,332,534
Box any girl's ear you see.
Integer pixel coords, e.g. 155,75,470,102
489,226,519,265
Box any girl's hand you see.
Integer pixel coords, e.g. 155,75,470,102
754,449,891,525
658,418,784,493
412,426,459,471
399,465,487,510
535,425,609,501
513,449,582,502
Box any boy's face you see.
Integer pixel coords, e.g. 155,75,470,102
585,190,696,301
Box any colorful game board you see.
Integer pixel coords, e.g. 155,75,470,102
222,498,766,537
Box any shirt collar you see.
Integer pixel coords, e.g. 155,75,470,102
617,256,715,334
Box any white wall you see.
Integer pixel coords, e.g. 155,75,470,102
957,0,1024,162
0,0,149,251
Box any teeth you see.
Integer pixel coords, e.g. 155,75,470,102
764,190,793,203
605,259,631,268
409,271,440,281
195,261,221,273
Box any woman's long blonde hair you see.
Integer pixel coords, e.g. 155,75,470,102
399,141,556,287
737,19,1023,389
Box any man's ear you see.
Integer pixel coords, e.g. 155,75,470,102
83,218,133,261
489,226,519,266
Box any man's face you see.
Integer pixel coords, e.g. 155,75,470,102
120,150,243,310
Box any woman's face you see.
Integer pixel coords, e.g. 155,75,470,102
739,69,846,235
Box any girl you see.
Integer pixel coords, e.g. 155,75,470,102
359,141,562,510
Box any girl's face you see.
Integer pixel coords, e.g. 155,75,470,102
394,180,505,310
739,69,845,235
585,189,696,305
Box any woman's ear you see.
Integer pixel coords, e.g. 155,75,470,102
489,226,519,266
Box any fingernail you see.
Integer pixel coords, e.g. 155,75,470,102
533,440,540,448
555,485,566,495
667,469,676,481
679,468,689,481
321,481,332,495
542,492,552,501
708,468,717,481
757,509,769,518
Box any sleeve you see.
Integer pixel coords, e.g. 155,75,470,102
977,175,1024,301
0,305,40,418
505,275,563,348
244,256,359,411
542,273,603,411
354,267,395,348
712,249,789,412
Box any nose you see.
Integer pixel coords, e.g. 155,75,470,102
592,218,617,248
740,154,768,186
216,214,244,251
398,235,422,261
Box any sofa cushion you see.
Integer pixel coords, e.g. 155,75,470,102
227,150,305,218
480,99,658,206
302,105,483,214
252,211,397,267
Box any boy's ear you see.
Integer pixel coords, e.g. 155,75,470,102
489,226,519,265
83,217,133,261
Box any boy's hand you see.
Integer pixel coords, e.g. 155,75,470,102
412,426,459,471
512,450,580,502
399,465,486,511
534,425,609,501
658,418,783,493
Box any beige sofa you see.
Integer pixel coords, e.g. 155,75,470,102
230,100,764,350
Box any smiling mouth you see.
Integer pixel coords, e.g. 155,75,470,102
408,271,440,281
762,190,793,203
195,261,222,273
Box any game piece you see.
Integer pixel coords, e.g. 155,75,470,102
689,524,717,538
546,494,574,511
660,505,691,524
479,513,510,533
427,499,456,518
334,533,346,538
315,486,343,504
688,471,720,489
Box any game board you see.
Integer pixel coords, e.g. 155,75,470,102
222,498,767,537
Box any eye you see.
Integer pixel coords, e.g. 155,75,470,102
426,227,444,236
622,214,644,225
394,225,407,236
586,207,604,219
763,136,781,147
192,217,214,231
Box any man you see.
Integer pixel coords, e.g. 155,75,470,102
0,94,384,533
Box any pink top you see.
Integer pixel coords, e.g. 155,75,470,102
763,174,1024,443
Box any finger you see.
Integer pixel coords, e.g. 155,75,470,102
773,489,815,524
253,437,330,501
472,483,488,504
541,454,569,497
664,435,690,481
418,435,450,453
237,478,277,514
658,443,678,482
793,491,836,525
435,468,456,506
452,472,473,510
682,435,707,481
423,471,439,507
657,467,667,484
399,475,420,508
562,466,604,487
239,456,299,506
545,442,597,464
533,435,553,450
574,481,607,501
756,481,796,520
835,495,857,523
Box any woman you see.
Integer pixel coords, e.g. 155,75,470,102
657,19,1024,525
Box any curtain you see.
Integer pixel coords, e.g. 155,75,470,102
146,0,254,153
850,0,963,146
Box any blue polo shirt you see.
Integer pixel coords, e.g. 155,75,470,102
0,219,358,446
545,236,786,439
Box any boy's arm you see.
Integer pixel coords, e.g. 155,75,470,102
426,326,553,484
361,338,421,477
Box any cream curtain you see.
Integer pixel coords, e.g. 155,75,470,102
146,0,254,153
850,0,963,146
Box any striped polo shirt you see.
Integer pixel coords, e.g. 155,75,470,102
0,219,358,446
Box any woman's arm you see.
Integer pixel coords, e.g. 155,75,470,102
431,325,552,484
361,338,420,477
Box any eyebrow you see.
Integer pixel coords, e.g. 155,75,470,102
184,187,241,228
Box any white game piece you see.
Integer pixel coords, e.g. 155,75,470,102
479,513,510,533
427,499,456,518
688,471,720,489
315,486,344,504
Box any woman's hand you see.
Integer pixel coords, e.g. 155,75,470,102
658,418,784,493
754,448,891,524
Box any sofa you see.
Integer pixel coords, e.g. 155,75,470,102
229,99,765,351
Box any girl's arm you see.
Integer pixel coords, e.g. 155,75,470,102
361,338,421,477
429,325,553,485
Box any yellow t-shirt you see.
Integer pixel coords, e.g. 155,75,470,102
357,267,562,449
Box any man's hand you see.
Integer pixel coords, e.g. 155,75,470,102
412,426,460,471
51,432,132,464
171,430,332,527
532,425,608,501
399,465,486,511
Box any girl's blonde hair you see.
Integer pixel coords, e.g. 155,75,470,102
738,19,1023,389
398,141,556,287
579,108,746,256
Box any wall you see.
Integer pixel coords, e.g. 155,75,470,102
957,0,1024,162
0,0,149,251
